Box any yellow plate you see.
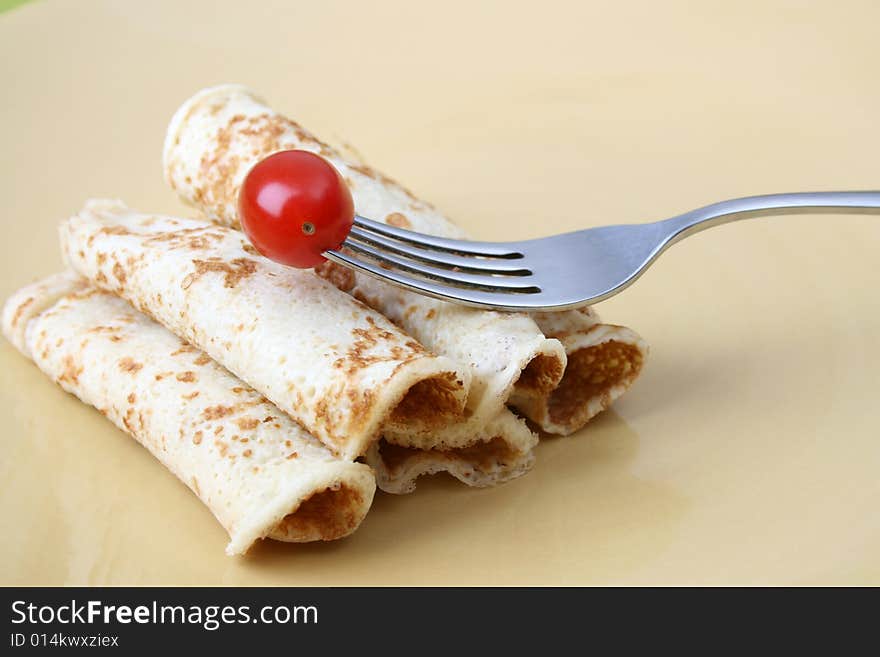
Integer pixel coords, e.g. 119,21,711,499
1,0,878,585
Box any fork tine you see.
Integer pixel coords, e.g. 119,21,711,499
340,241,539,292
353,215,522,258
324,249,540,308
346,226,532,275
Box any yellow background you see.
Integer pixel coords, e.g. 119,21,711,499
1,0,878,585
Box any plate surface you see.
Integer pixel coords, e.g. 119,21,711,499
1,0,878,585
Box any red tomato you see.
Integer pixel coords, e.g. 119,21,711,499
238,150,354,268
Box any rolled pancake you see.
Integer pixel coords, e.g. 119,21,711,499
163,84,647,438
2,272,375,555
516,308,647,435
364,411,535,494
59,200,469,461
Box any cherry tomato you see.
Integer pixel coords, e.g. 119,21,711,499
238,150,354,268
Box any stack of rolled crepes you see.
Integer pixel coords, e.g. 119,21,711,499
2,85,647,555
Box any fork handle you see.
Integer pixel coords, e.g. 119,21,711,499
661,191,880,244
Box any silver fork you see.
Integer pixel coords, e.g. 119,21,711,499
324,191,880,312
